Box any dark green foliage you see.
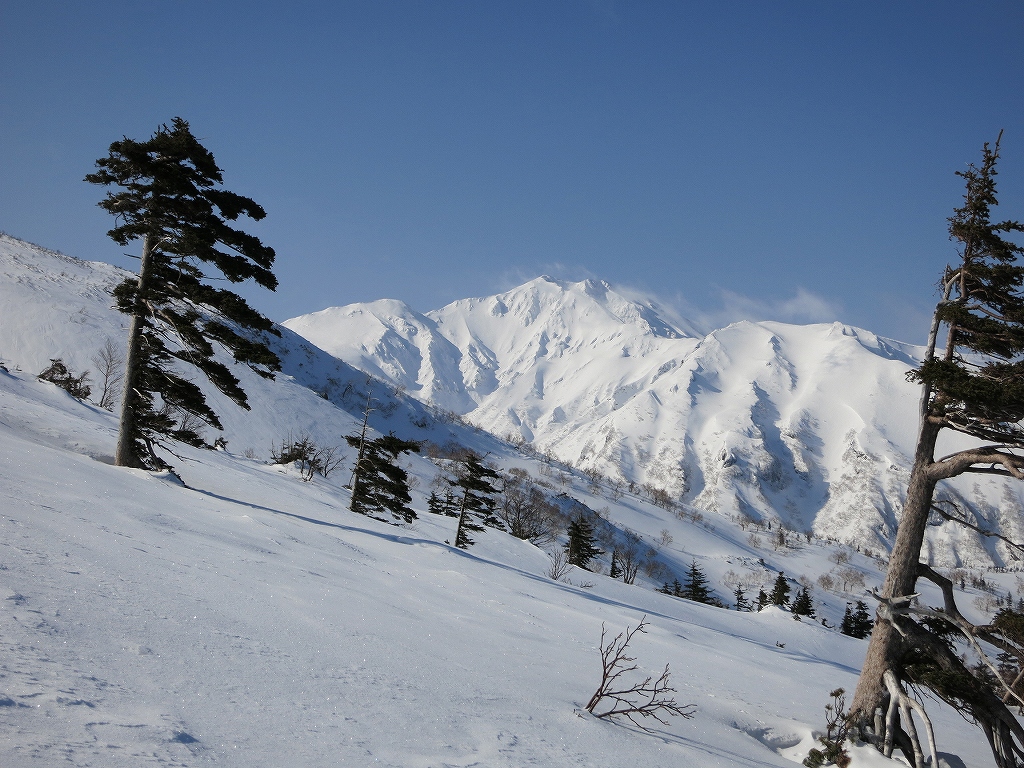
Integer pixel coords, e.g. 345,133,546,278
733,585,750,611
770,572,791,607
907,134,1024,444
658,579,684,597
345,433,420,523
608,551,622,580
87,118,280,468
679,559,714,604
453,453,503,548
803,688,851,768
38,359,91,400
427,490,455,516
756,588,769,611
791,587,815,618
564,514,603,569
840,600,873,639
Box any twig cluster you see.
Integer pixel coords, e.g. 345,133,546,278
585,616,695,731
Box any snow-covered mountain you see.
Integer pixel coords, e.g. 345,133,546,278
285,276,1024,565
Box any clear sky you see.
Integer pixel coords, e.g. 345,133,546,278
3,1,1023,343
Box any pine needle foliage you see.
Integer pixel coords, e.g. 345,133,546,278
86,118,280,468
564,514,603,569
346,433,421,523
453,453,503,548
908,132,1024,444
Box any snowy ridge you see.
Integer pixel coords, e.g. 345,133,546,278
287,276,1024,567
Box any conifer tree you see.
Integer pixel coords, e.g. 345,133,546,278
564,514,603,569
843,600,873,640
840,604,855,637
679,559,713,604
756,589,769,611
453,453,503,549
608,551,622,580
791,587,815,618
848,137,1024,767
734,585,750,611
86,118,280,468
769,572,791,608
346,433,420,523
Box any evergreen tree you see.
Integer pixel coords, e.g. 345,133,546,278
679,559,714,604
564,514,603,569
608,551,622,579
345,433,420,523
848,600,873,639
850,137,1024,766
427,490,444,515
769,572,791,607
791,587,815,618
734,584,750,611
840,604,855,636
453,453,503,549
756,588,769,611
86,118,280,468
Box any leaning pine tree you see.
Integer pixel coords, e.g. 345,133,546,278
86,118,280,469
849,134,1024,768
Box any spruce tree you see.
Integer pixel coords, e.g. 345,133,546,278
346,433,420,524
756,588,769,611
679,559,713,604
608,551,622,579
849,600,873,640
791,587,815,618
453,453,503,549
850,136,1024,765
564,514,603,569
769,572,791,608
840,604,855,636
734,585,750,611
86,118,280,468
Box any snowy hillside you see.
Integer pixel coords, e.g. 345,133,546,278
0,232,999,766
285,276,1024,567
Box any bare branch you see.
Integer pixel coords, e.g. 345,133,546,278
585,617,695,731
929,500,1024,558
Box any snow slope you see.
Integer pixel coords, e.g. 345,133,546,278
0,232,1005,766
285,276,1024,567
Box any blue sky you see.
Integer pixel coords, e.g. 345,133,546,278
3,1,1023,342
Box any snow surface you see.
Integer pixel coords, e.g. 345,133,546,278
0,233,1003,766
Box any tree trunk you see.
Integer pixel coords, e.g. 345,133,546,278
849,417,940,737
114,234,154,468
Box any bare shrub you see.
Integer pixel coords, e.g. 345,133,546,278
585,616,696,730
497,468,560,546
271,433,343,481
836,567,866,593
616,529,643,585
817,573,836,593
547,549,571,581
657,529,674,548
91,338,125,410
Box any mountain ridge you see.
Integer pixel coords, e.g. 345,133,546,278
285,277,1022,565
